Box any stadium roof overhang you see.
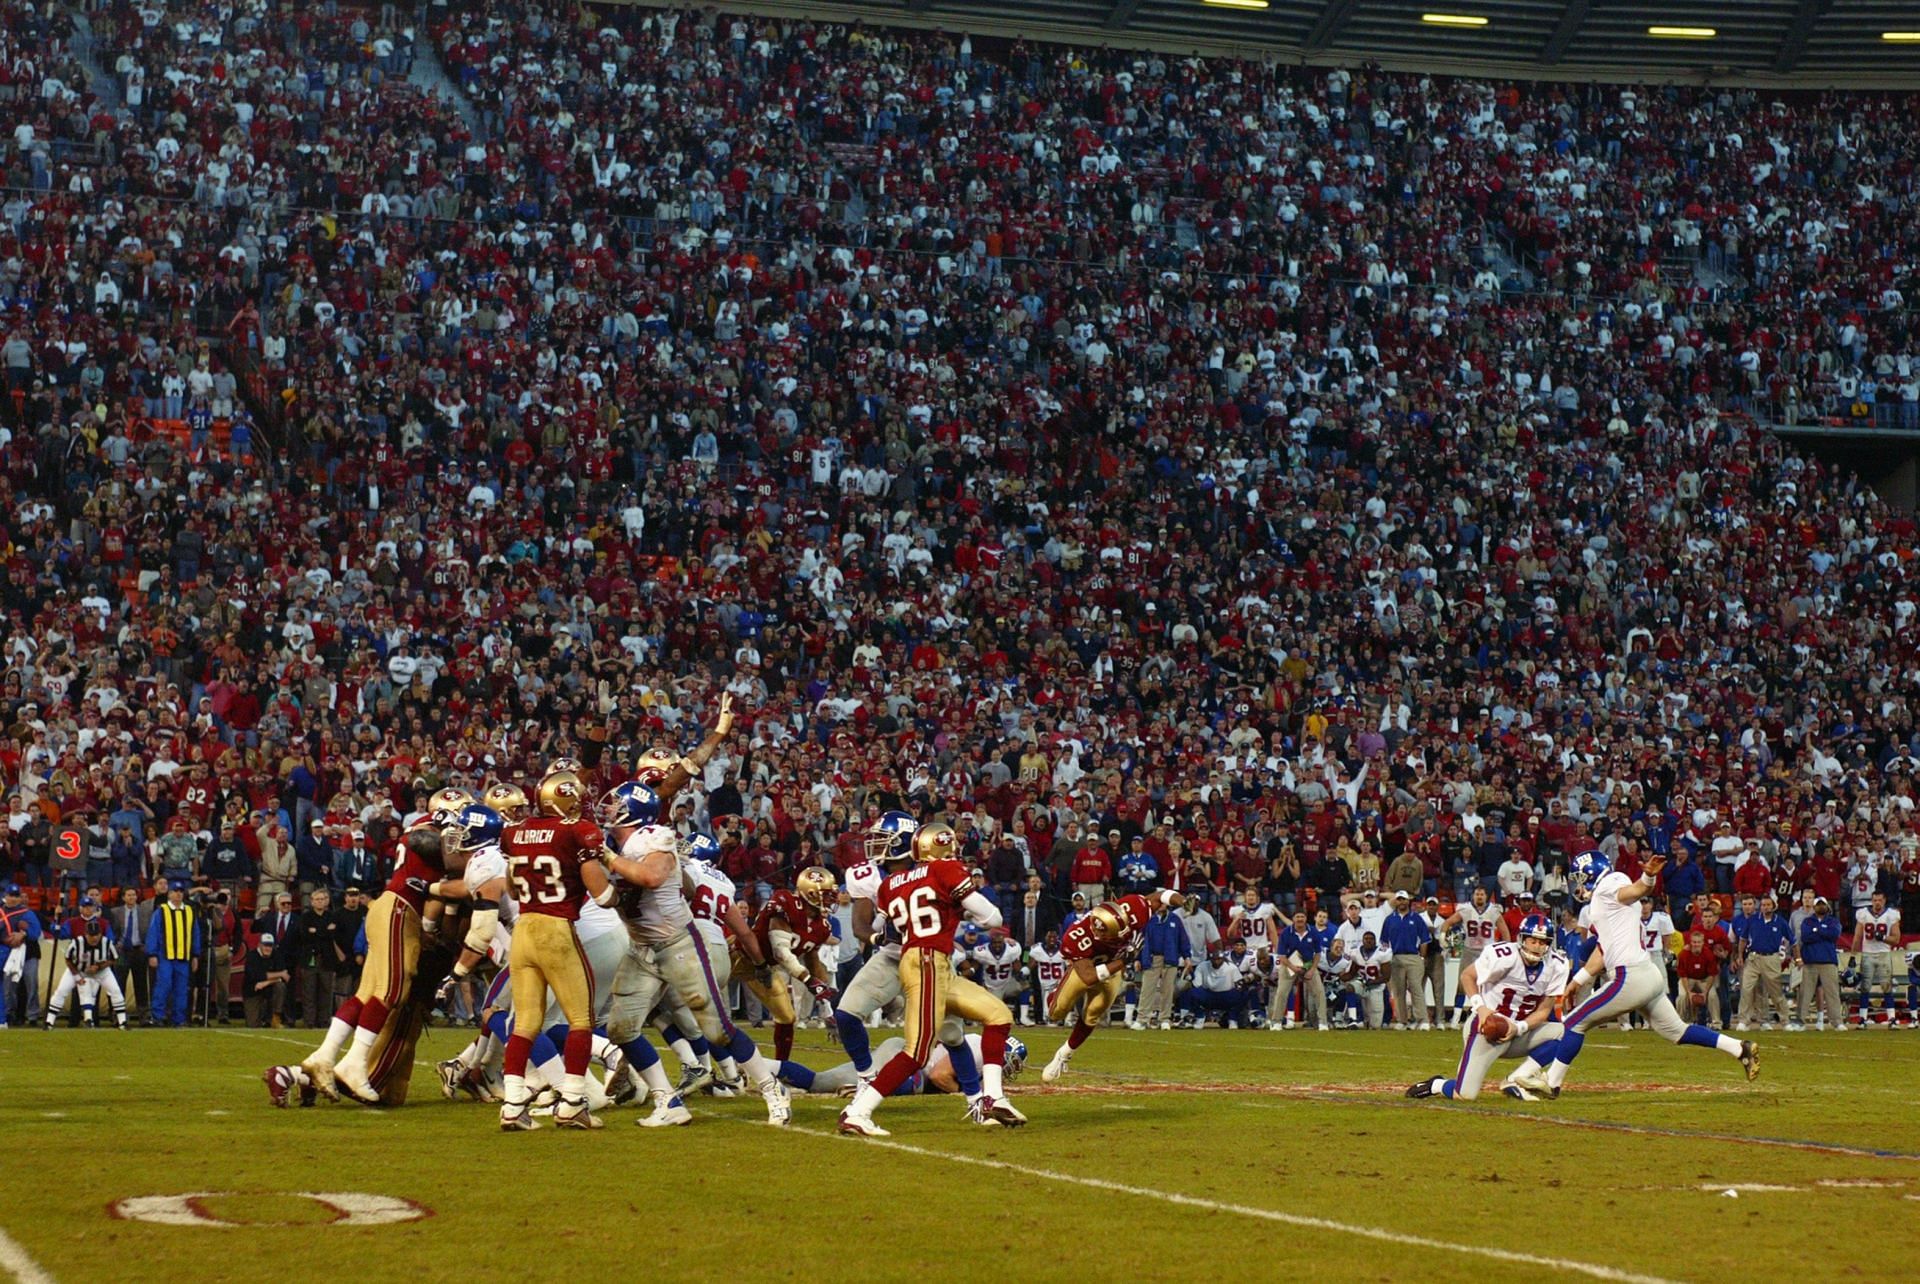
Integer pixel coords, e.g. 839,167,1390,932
631,0,1920,88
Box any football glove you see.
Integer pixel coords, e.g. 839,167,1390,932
806,979,837,1005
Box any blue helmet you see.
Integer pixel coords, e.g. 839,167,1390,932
600,781,662,830
1571,849,1611,892
1517,912,1555,963
1004,1036,1027,1078
449,804,504,852
865,810,919,864
682,832,722,868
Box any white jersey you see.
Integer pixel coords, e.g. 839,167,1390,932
1457,901,1502,955
683,860,737,954
844,859,903,961
461,843,521,957
1473,940,1570,1020
1858,907,1901,955
1638,910,1676,959
1229,901,1279,953
1354,945,1392,988
1589,871,1648,966
613,824,691,946
1333,919,1370,959
1029,944,1067,995
971,941,1023,991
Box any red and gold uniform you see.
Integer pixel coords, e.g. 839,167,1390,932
877,856,1012,1064
1051,892,1155,1026
732,888,831,1026
502,813,606,1037
350,826,448,1028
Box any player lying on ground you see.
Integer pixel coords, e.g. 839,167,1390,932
1042,889,1183,1083
774,1034,1026,1097
1506,850,1759,1100
1406,914,1566,1101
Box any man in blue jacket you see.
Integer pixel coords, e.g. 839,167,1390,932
147,881,202,1027
1733,893,1792,1030
1273,909,1326,1030
1,884,44,1027
1793,895,1843,1030
1663,849,1707,930
1380,890,1434,1028
1134,898,1190,1029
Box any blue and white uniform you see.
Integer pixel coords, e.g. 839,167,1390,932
1444,942,1567,1100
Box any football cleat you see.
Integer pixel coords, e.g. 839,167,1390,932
638,1093,692,1128
436,1059,464,1100
264,1065,294,1108
1508,1062,1555,1097
332,1059,380,1105
761,1076,792,1126
1405,1078,1444,1099
499,1102,540,1131
675,1062,714,1096
1502,1083,1544,1102
984,1096,1027,1127
300,1056,340,1102
837,1109,890,1138
553,1098,603,1130
1041,1050,1070,1084
1739,1040,1760,1081
462,1067,500,1103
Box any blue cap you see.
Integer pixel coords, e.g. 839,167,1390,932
168,879,188,892
2,883,20,896
79,896,99,908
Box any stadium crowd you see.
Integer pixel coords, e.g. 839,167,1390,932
3,1,1920,1035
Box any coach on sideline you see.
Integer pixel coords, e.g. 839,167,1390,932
1380,891,1433,1029
1137,899,1190,1028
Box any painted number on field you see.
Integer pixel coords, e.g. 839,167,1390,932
110,1192,431,1227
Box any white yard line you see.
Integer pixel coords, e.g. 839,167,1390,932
0,1226,55,1284
205,1028,317,1051
787,1123,1678,1284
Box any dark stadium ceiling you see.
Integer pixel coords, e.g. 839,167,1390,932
668,0,1920,85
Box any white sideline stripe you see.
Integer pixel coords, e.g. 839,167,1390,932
789,1125,1677,1283
207,1028,319,1051
0,1226,55,1284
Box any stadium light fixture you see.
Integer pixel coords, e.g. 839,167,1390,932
1200,0,1270,8
1647,26,1716,39
1421,14,1489,27
1883,32,1920,42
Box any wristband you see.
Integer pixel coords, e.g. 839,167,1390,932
1467,993,1485,1011
453,961,471,978
1095,963,1111,982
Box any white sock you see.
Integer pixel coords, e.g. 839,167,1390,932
740,1050,774,1089
456,1037,485,1070
1545,1059,1569,1090
591,1033,615,1063
847,1083,883,1117
315,1017,354,1062
1716,1034,1744,1057
668,1037,698,1070
532,1052,564,1090
982,1063,1004,1100
561,1072,587,1104
580,1073,608,1109
639,1059,673,1097
503,1073,529,1106
716,1054,740,1081
1125,1003,1136,1023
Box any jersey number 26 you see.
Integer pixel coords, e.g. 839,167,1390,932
886,885,942,939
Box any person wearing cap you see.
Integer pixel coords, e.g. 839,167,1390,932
1418,895,1450,1025
244,930,292,1028
334,829,377,896
1380,890,1434,1029
1732,893,1792,1031
145,881,201,1027
294,819,332,899
155,817,199,885
1,884,44,1028
255,816,296,904
44,898,126,1028
1072,836,1113,907
1793,895,1844,1029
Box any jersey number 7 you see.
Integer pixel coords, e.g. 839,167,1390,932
886,886,942,939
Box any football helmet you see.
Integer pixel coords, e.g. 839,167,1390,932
536,770,586,821
865,810,919,864
681,832,722,869
599,781,662,830
483,783,530,824
634,746,680,787
1517,913,1554,965
1004,1037,1027,1078
429,786,475,815
1571,849,1612,892
795,866,836,911
446,804,504,853
909,821,958,863
1086,905,1124,942
547,757,584,776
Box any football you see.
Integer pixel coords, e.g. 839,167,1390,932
1478,1012,1515,1043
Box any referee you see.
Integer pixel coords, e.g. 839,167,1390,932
46,901,127,1028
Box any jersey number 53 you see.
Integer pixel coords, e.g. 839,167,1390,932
512,855,568,906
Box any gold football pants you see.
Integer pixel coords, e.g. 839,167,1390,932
732,947,798,1024
900,947,1011,1063
352,891,422,1011
1047,964,1128,1027
509,914,594,1037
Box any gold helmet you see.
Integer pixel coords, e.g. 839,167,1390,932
910,821,958,863
536,770,585,821
429,786,475,815
634,746,679,787
483,783,530,824
1086,905,1125,943
795,866,837,911
548,756,584,776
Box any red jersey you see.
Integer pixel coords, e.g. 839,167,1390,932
753,889,831,959
502,817,606,921
877,859,978,954
384,825,449,913
1061,893,1154,964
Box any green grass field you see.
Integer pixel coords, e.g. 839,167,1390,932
2,1024,1916,1283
